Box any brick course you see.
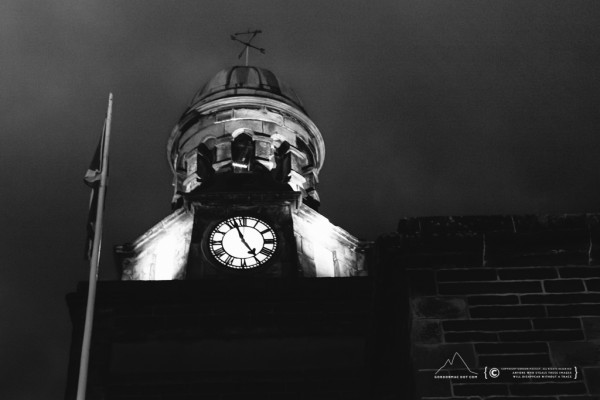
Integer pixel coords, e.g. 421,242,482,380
475,342,549,354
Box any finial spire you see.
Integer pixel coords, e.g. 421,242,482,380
231,29,265,66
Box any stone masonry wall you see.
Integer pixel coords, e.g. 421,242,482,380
384,214,600,400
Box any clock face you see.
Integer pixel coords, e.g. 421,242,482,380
209,216,277,269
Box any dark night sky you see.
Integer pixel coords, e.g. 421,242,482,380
2,1,600,398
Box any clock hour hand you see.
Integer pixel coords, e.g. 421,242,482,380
232,219,256,254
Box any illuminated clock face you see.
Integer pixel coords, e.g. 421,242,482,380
209,216,277,269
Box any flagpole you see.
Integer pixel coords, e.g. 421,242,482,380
76,93,113,400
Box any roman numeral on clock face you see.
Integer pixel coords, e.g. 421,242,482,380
259,247,274,256
225,220,236,229
213,247,226,257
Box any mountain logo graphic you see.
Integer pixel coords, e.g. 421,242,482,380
434,352,478,376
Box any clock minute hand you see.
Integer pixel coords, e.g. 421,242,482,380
232,219,256,254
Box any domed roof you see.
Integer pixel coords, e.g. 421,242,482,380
190,66,306,112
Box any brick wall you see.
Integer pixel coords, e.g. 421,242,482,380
388,215,600,400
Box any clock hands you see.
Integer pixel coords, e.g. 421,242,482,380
232,219,256,255
210,217,276,269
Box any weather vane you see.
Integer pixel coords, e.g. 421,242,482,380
231,29,265,66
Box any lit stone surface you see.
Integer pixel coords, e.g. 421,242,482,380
117,208,194,280
167,66,325,206
292,203,368,277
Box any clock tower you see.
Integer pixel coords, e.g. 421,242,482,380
115,66,368,280
66,66,374,400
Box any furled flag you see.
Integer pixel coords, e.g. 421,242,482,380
77,93,112,400
84,120,107,260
